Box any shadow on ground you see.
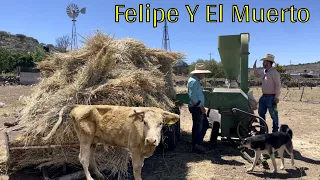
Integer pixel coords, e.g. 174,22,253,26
248,167,309,179
3,131,319,180
136,131,314,180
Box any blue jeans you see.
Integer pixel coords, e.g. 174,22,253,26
258,95,279,132
189,107,209,146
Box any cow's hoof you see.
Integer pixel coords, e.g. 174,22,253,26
271,169,277,173
280,166,285,170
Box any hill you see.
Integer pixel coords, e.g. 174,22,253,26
282,62,320,74
248,61,320,76
0,30,58,53
0,31,41,52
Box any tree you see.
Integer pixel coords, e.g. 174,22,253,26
31,46,47,62
189,59,225,78
0,48,45,72
56,35,71,52
275,63,291,84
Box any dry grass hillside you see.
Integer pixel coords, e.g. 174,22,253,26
248,61,320,76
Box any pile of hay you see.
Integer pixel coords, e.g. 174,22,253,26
9,31,183,178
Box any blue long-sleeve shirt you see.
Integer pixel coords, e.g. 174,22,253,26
187,75,205,107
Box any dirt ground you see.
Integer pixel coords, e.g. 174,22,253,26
0,86,320,180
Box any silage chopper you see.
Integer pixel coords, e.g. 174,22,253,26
175,33,269,146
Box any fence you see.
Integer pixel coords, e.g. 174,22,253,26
251,86,320,104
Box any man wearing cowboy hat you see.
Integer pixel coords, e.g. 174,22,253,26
253,54,281,133
187,63,211,153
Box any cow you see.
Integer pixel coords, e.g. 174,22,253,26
42,105,180,180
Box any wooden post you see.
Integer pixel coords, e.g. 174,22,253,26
300,87,305,101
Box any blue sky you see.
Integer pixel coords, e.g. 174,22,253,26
1,0,318,67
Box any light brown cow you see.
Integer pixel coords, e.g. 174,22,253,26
42,105,180,180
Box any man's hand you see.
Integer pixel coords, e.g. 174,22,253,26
274,97,279,104
253,59,257,69
200,105,206,114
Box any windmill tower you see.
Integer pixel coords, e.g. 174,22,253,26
66,3,86,50
162,19,171,51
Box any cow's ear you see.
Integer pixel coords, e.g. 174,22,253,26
130,109,145,122
162,111,180,125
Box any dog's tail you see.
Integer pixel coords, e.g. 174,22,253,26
42,105,76,142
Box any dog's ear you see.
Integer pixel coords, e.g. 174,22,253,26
287,128,293,139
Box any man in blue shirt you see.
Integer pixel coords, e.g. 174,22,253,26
187,63,211,153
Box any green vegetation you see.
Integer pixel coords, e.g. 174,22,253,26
0,46,47,72
275,63,292,83
188,59,225,78
188,59,293,82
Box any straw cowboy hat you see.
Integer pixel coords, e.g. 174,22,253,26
190,63,211,74
260,53,275,63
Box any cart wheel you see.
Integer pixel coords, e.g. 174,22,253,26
237,115,268,141
210,121,220,143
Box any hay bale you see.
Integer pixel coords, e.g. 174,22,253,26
10,31,184,178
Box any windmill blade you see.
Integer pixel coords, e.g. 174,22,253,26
66,3,80,19
80,7,86,14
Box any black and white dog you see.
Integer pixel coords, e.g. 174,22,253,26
240,124,295,173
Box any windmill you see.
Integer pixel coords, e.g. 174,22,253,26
66,3,86,50
162,19,171,51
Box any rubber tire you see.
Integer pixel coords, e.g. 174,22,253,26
210,121,220,144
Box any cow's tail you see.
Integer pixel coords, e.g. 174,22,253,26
42,105,76,142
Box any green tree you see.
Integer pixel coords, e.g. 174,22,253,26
31,46,47,62
189,59,225,78
275,63,291,83
17,54,35,67
0,48,42,72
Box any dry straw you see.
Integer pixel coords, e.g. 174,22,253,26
9,30,184,178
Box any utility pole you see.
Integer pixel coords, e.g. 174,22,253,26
209,53,213,60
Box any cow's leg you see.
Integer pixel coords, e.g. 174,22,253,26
90,144,104,179
79,135,94,180
131,149,143,180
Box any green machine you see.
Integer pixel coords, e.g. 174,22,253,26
176,33,268,142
